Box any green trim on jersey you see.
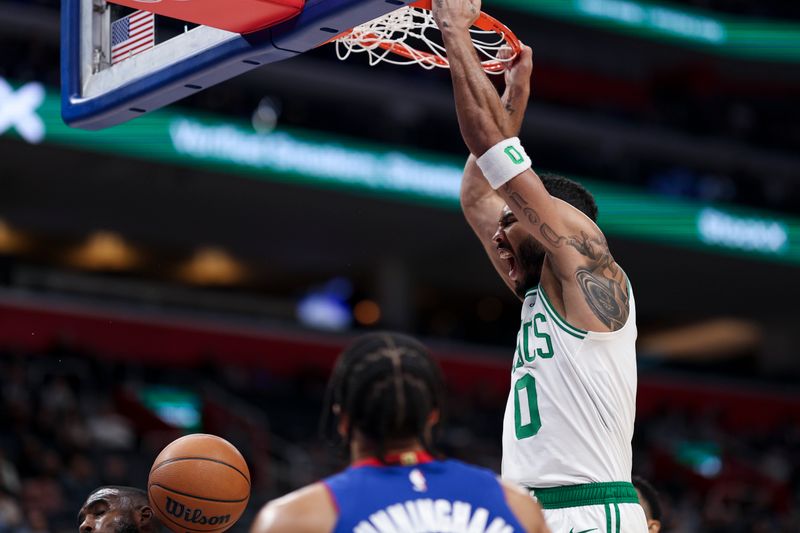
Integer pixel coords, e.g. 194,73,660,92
605,503,612,533
525,287,539,298
538,285,588,339
528,481,639,509
614,501,621,533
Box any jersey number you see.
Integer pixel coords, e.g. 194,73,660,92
513,374,541,439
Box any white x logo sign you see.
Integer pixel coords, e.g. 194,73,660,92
0,78,46,144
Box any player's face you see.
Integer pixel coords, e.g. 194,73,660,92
493,206,545,298
78,489,139,533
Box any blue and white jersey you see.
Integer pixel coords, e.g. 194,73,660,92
324,453,524,533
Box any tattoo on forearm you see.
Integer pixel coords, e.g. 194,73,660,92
522,207,539,225
540,223,563,247
509,192,526,209
503,184,629,330
503,183,528,210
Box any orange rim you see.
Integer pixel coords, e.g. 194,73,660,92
337,0,521,73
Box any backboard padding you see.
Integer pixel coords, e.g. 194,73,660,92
109,0,305,34
61,0,414,130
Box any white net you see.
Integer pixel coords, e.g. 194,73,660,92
334,6,515,74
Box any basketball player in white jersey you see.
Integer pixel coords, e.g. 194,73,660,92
433,0,648,531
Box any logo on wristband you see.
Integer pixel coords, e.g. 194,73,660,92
504,146,524,164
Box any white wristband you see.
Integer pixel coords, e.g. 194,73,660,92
476,137,532,190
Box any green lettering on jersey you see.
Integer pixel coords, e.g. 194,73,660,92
516,314,553,365
513,332,524,370
533,313,554,359
522,321,535,362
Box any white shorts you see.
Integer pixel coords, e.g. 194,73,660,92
529,482,648,533
543,503,647,533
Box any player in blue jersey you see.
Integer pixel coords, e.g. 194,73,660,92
251,332,549,533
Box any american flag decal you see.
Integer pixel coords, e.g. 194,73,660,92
111,10,155,65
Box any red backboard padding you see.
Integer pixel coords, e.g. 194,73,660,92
110,0,305,34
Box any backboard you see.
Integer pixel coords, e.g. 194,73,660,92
61,0,413,130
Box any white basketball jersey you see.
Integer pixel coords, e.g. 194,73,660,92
501,283,638,487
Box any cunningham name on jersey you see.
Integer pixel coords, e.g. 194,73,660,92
353,498,514,533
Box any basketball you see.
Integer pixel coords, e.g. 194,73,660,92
148,434,250,533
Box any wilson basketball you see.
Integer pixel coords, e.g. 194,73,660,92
148,434,250,533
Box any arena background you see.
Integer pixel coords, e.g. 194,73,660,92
1,0,799,530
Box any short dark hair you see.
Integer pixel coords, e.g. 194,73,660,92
87,486,149,509
540,173,598,222
320,332,444,461
632,476,663,521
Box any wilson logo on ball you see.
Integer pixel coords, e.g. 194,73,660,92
165,497,231,526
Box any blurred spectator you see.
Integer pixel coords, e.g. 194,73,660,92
23,510,47,533
87,404,135,451
99,456,130,488
0,451,20,496
0,346,798,531
61,454,99,514
40,377,77,415
0,488,25,533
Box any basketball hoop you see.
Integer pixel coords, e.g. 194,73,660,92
334,0,521,74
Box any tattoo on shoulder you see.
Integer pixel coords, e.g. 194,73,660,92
541,226,628,329
501,184,629,330
565,232,628,330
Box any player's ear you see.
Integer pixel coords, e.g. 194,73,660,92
648,520,661,533
336,412,350,438
138,506,156,529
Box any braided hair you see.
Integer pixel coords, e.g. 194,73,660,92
320,332,445,462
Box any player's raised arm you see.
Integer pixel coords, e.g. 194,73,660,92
461,46,532,299
436,0,629,332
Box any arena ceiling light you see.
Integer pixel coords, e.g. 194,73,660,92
0,219,31,254
67,230,141,271
178,247,248,286
638,318,762,360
